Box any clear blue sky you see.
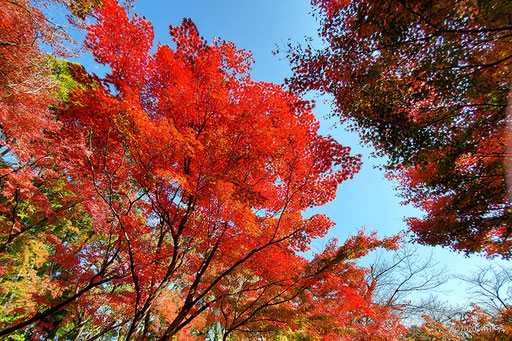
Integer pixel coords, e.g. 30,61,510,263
83,0,507,308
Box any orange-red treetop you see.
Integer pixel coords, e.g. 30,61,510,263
74,0,362,252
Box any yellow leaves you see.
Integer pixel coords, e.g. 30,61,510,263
67,0,103,20
0,234,52,321
3,234,49,274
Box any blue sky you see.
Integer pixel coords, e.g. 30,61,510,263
82,0,507,309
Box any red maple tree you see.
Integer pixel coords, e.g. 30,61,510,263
0,0,407,339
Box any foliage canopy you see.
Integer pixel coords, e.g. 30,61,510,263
289,0,512,257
